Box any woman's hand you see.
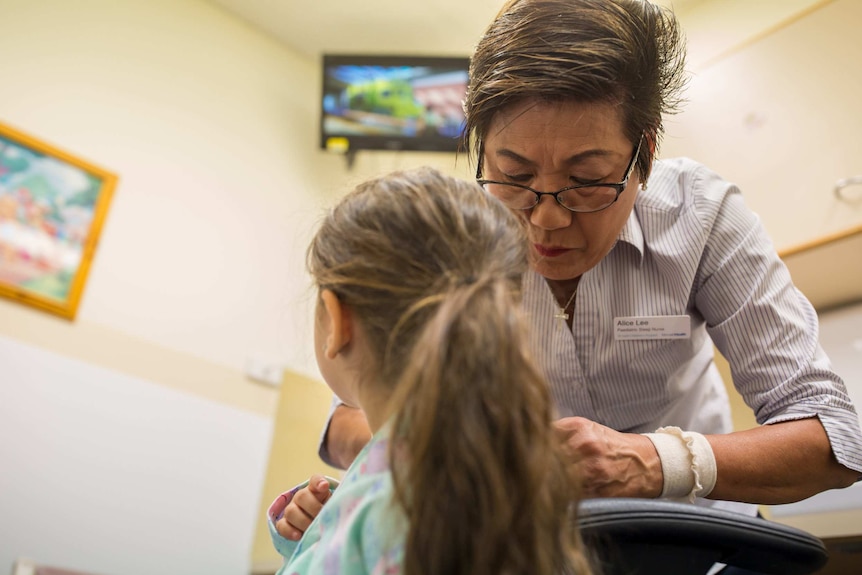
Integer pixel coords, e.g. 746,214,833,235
275,475,333,541
555,416,663,498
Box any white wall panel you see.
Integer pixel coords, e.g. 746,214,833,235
0,335,272,575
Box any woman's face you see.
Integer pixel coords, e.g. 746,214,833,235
481,99,642,281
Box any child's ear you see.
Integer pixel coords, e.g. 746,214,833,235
320,289,352,359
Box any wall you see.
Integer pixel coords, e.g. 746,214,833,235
0,0,326,384
0,1,473,573
662,0,862,249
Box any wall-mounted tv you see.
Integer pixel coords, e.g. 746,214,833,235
321,54,470,154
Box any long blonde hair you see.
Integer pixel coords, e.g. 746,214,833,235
307,167,591,575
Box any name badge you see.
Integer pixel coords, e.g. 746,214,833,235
614,315,691,341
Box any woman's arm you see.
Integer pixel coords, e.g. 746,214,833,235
690,174,862,499
708,416,859,504
556,415,859,503
323,404,372,470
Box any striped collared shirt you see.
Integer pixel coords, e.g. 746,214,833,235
525,157,862,511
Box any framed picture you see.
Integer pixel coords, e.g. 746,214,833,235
0,121,117,320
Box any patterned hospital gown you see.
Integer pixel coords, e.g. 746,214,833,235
268,426,405,574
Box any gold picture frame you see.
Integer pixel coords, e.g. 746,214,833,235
0,121,117,320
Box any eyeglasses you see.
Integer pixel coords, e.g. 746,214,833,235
476,135,643,213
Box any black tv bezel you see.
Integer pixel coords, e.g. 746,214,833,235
320,54,470,154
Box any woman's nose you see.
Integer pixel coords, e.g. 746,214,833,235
529,194,573,230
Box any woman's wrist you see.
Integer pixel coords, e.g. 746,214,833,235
643,427,717,502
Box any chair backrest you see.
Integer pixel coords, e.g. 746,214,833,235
578,498,829,575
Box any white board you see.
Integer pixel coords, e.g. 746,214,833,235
0,335,273,575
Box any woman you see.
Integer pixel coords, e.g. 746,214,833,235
321,0,861,514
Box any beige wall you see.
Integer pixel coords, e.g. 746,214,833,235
663,0,862,249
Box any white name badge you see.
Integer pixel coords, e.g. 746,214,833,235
614,315,691,341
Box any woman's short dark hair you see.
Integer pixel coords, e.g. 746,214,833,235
463,0,687,183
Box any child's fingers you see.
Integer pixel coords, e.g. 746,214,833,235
307,474,333,503
275,515,303,541
292,486,326,517
275,486,326,540
273,476,334,541
278,497,316,539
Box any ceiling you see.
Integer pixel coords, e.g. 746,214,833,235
207,0,704,60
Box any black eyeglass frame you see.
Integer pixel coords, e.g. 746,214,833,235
475,134,644,214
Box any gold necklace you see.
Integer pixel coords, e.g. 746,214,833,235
553,287,578,322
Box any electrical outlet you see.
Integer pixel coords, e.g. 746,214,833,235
244,357,284,387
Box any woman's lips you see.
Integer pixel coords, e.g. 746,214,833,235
534,244,571,258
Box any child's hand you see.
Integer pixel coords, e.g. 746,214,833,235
275,474,333,541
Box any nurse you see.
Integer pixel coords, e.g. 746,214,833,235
320,0,861,520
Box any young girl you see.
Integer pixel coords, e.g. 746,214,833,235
268,166,592,575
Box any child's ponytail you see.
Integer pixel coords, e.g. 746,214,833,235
389,272,587,575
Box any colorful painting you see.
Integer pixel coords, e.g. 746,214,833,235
0,121,116,320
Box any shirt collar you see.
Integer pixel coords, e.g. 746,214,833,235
616,207,645,263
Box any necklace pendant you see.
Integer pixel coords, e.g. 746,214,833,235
553,285,578,324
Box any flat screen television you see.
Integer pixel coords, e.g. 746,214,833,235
320,54,470,154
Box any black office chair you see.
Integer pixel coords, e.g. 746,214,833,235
577,498,828,575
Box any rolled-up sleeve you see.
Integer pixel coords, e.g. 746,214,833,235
694,170,862,474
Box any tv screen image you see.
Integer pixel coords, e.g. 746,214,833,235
321,55,470,153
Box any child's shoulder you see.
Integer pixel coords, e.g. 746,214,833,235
297,449,402,574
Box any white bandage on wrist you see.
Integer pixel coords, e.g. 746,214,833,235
644,426,717,503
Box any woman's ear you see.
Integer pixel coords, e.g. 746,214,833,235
645,130,657,159
320,289,352,359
